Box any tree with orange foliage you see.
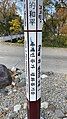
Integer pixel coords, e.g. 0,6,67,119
57,7,67,35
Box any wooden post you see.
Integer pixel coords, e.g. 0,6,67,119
24,0,43,119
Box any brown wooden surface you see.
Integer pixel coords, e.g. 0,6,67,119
27,98,41,119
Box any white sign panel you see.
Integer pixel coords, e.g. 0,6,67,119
29,32,36,101
38,0,43,30
24,0,43,101
28,0,36,30
37,32,42,100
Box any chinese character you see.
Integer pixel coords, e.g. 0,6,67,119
31,92,35,95
31,83,35,86
31,73,35,76
30,52,35,57
31,77,35,81
31,87,35,91
39,15,42,22
31,64,35,68
31,59,35,63
38,51,40,56
29,11,35,17
38,45,41,51
38,80,40,87
30,38,35,46
29,1,35,9
24,11,26,26
38,59,41,63
39,5,42,10
39,5,42,23
30,18,35,25
38,66,40,78
30,47,35,52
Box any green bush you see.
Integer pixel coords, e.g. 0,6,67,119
17,39,24,44
42,35,67,48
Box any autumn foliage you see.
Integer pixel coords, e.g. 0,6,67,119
9,18,22,34
56,7,67,34
0,0,23,35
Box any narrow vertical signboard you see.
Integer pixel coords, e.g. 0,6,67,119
24,0,43,118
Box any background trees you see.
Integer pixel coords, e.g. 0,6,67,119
9,18,22,34
0,0,67,47
0,0,23,35
43,0,67,47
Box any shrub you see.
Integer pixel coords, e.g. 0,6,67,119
42,34,67,48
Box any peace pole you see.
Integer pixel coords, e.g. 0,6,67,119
24,0,43,119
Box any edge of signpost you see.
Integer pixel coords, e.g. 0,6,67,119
24,117,44,119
